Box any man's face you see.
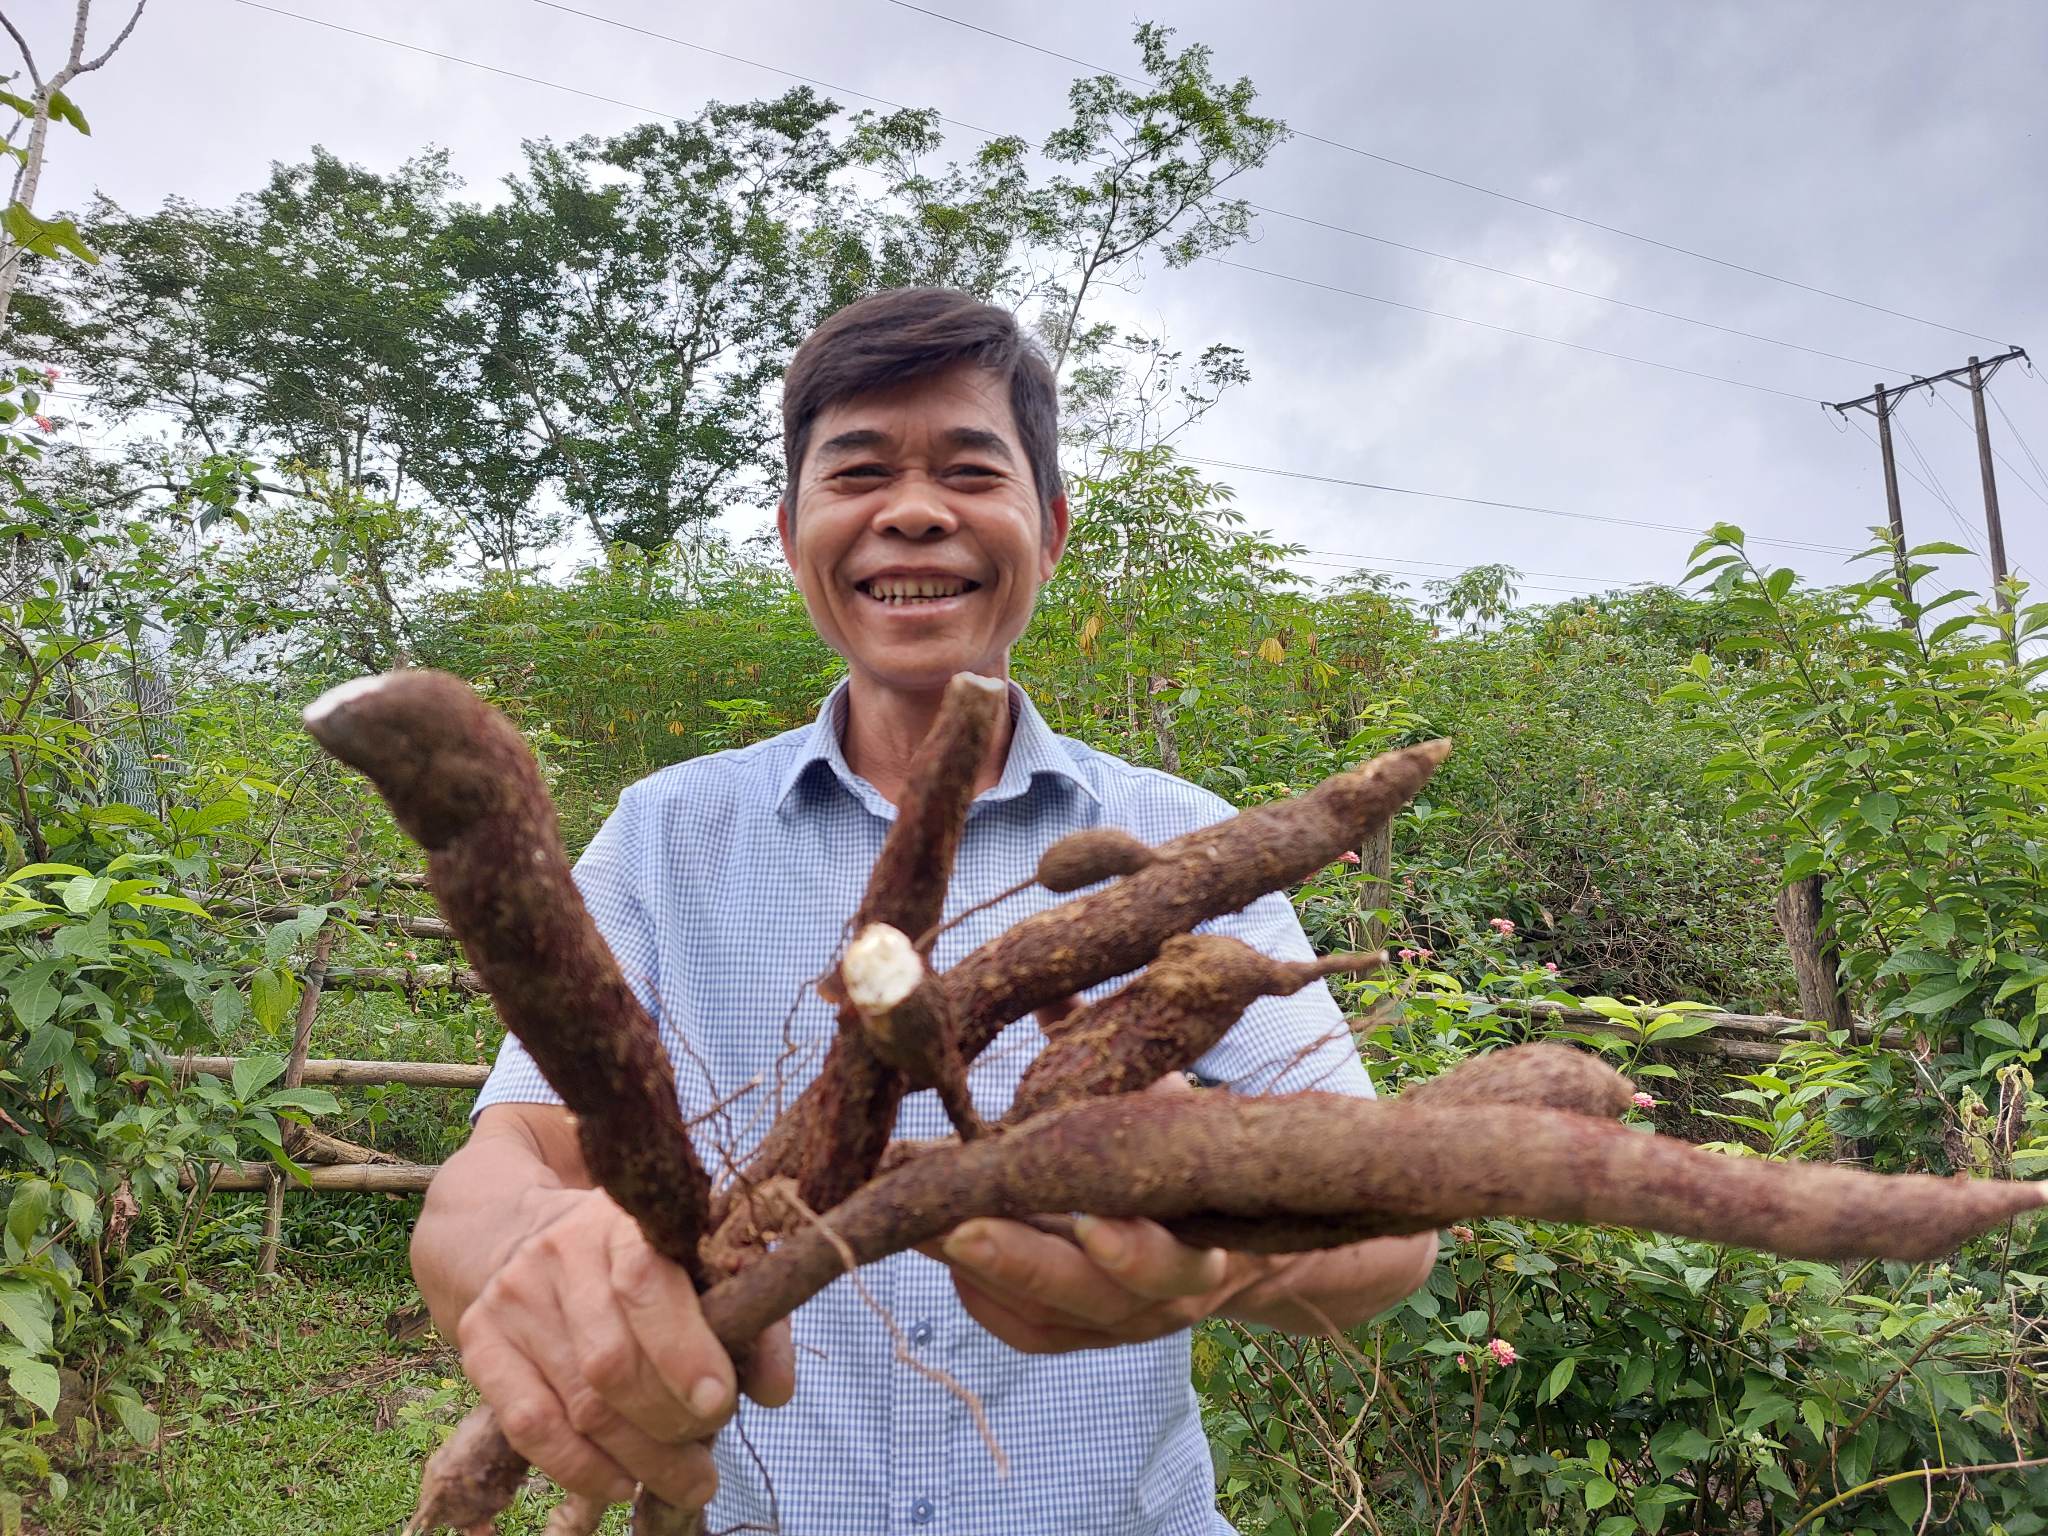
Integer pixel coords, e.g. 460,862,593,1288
780,363,1069,694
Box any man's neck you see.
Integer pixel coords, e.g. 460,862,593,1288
840,667,1016,808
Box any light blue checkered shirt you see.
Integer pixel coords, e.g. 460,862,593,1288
475,678,1373,1535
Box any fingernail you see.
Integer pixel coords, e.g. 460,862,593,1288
1076,1216,1127,1267
688,1375,727,1419
943,1229,995,1269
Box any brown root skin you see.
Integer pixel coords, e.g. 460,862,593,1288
1399,1040,1639,1119
698,1089,2047,1347
405,1394,531,1534
746,738,1455,1188
1006,934,1383,1122
305,672,713,1289
1037,826,1157,892
416,1073,2047,1531
799,674,1006,1213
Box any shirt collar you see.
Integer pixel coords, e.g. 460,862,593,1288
774,676,1101,817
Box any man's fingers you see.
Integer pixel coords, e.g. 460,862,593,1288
940,1217,1213,1328
740,1318,797,1408
493,1258,719,1507
461,1310,635,1504
1073,1215,1228,1302
600,1220,737,1438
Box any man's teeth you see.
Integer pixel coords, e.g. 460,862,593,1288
863,577,971,604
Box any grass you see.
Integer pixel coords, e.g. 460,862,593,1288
35,1269,626,1536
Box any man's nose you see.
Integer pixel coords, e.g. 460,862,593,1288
871,476,959,540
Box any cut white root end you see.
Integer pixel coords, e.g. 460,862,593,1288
842,923,924,1012
303,673,392,725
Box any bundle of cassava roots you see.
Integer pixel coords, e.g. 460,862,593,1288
302,669,2048,1536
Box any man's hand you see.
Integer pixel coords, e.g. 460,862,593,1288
458,1187,796,1510
928,1073,1439,1352
458,1186,796,1510
413,1105,795,1514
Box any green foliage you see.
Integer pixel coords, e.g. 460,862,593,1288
1205,1014,2048,1536
1666,527,2048,1152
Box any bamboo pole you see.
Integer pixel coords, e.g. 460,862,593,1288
191,1162,440,1192
174,1056,491,1088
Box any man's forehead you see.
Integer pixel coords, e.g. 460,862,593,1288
806,366,1020,456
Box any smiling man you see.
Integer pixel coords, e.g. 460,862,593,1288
411,288,1436,1534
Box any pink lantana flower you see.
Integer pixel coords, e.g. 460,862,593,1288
42,366,58,384
1632,1092,1656,1111
1397,948,1416,962
1456,1353,1468,1369
32,414,52,432
1415,947,1433,961
1337,850,1360,865
1486,1338,1517,1368
1543,961,1559,974
1488,917,1516,936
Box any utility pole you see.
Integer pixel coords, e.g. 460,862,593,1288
1967,355,2011,611
1828,345,2028,621
1872,383,1912,619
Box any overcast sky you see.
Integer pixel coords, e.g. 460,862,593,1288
26,0,2048,606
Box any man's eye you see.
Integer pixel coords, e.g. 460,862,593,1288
835,464,890,480
949,464,1001,479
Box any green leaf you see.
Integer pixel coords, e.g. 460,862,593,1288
1799,1397,1827,1444
1897,977,1979,1016
1593,1517,1633,1536
209,982,246,1036
107,1391,159,1446
249,965,300,1033
1583,1475,1617,1511
5,1180,52,1250
1614,1353,1654,1401
57,874,112,914
0,1279,54,1355
0,202,96,264
45,88,89,135
231,1053,286,1102
1886,1473,1931,1525
6,958,62,1027
1542,1356,1577,1402
262,1086,340,1116
1857,792,1899,833
4,1357,58,1416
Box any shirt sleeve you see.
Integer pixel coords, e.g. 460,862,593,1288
470,782,665,1119
1126,771,1375,1100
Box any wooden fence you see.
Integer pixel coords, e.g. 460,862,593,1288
186,865,1879,1267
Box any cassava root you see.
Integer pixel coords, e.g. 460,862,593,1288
304,671,2047,1536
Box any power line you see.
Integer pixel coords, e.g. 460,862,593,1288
880,0,2012,347
1934,384,2048,510
1298,547,1647,587
1181,454,1858,555
1988,388,2048,507
539,0,1914,379
1894,410,1990,563
1287,554,1588,598
226,1,1837,409
1204,257,1818,402
1245,204,1910,375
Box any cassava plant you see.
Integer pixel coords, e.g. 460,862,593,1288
300,667,2047,1535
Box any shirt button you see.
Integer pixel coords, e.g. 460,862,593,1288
909,1319,935,1347
910,1497,935,1524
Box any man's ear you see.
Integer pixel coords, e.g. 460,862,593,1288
776,498,797,572
1040,493,1071,580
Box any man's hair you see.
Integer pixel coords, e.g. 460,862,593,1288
781,288,1063,527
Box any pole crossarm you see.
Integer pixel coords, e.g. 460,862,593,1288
1828,346,2029,415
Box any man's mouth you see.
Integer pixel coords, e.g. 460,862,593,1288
855,576,982,606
